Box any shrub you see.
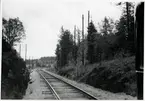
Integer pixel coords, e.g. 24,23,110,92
1,38,30,99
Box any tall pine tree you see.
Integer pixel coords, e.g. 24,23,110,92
87,21,97,64
55,28,73,68
116,2,135,55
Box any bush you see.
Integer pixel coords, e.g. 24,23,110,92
1,39,30,99
58,65,75,78
85,56,137,96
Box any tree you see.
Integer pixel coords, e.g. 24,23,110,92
98,17,116,60
72,26,78,65
55,28,73,68
2,17,25,46
77,28,81,45
2,18,29,98
87,21,97,64
100,17,115,36
55,44,61,68
116,2,135,55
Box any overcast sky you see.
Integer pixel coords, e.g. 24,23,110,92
2,0,124,59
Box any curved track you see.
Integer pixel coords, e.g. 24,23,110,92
37,69,98,100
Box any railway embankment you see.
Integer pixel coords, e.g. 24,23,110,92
55,56,137,98
23,68,136,100
82,56,136,97
44,68,136,100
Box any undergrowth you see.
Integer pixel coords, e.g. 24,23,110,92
56,56,137,96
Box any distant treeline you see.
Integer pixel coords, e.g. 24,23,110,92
38,56,56,66
55,2,135,69
26,56,56,67
40,56,55,62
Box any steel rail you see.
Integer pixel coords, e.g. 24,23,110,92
41,69,98,100
37,70,61,100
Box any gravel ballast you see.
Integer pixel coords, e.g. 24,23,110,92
43,68,137,100
23,68,137,100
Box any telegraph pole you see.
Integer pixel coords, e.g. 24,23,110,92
82,14,84,40
74,25,77,77
82,14,84,65
29,56,30,69
74,25,76,64
25,44,27,61
32,57,33,68
126,2,129,40
74,25,76,44
19,44,21,57
88,11,90,28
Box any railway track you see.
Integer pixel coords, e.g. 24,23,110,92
37,69,98,100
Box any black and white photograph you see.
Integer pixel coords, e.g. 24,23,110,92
1,0,144,100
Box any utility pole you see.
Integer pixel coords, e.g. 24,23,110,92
31,57,33,69
126,2,129,40
74,25,76,45
29,56,30,69
82,14,84,65
88,10,90,28
74,25,77,77
25,44,27,61
74,25,77,65
19,44,21,57
77,27,81,45
82,14,84,40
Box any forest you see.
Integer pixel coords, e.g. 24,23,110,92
55,2,136,96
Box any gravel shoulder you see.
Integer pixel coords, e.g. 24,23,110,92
43,68,137,100
23,69,48,99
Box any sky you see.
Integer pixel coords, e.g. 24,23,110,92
2,0,123,59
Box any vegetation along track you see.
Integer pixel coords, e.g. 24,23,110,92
37,69,98,100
